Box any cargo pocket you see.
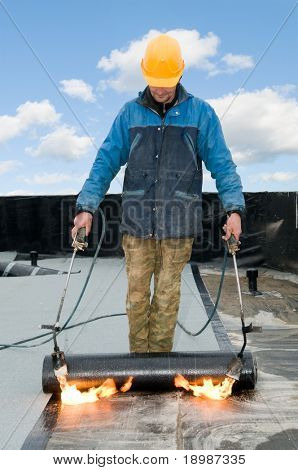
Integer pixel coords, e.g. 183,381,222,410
122,189,145,198
175,190,201,202
173,238,194,264
122,233,152,267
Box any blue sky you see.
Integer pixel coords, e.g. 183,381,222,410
0,0,297,196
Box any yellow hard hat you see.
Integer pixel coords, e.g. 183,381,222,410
141,34,185,87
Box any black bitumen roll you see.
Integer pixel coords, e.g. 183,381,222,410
42,351,257,394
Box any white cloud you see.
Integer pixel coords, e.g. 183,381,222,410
96,29,255,92
0,100,60,144
59,79,96,102
25,126,94,160
221,53,254,69
97,28,221,92
3,188,79,196
208,86,298,165
167,28,220,71
0,160,22,175
5,189,35,196
272,84,297,97
202,166,216,192
257,172,298,182
209,53,254,76
23,172,88,185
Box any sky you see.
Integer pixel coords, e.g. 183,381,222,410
0,0,297,196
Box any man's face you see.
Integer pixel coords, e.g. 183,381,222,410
149,85,176,103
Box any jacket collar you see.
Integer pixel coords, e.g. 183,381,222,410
136,83,191,107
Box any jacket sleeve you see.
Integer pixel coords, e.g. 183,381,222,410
197,101,246,213
76,105,130,213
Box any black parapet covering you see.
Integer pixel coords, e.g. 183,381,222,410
42,351,257,394
0,195,62,254
265,192,298,273
0,192,297,273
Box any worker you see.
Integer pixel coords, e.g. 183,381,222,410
72,34,245,354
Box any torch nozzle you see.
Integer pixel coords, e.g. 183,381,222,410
52,350,68,378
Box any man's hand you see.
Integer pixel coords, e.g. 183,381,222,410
222,213,242,242
72,212,93,239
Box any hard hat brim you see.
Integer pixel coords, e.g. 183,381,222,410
141,73,183,87
141,59,184,87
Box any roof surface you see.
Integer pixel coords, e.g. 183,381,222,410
1,251,298,450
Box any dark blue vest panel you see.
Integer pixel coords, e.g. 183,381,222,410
120,124,203,239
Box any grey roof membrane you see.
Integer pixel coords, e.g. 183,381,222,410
2,251,298,450
0,252,221,449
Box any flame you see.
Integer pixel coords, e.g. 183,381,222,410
120,376,133,393
175,375,235,400
57,376,134,406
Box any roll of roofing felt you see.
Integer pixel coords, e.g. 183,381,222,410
42,351,257,394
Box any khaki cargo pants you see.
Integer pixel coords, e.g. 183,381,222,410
122,233,194,353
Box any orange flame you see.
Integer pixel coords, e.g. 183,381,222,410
120,376,133,393
175,375,235,400
58,376,134,405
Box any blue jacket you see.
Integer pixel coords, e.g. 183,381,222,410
76,84,245,239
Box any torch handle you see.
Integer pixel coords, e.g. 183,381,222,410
76,226,87,244
72,226,88,251
226,233,240,255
